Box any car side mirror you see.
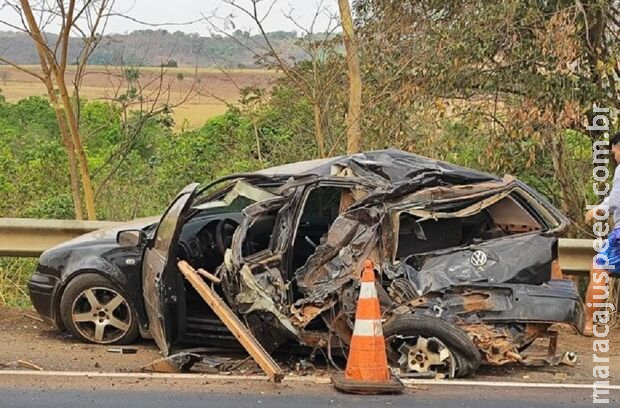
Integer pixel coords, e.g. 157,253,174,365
117,229,146,247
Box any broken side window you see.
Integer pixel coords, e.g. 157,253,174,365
290,186,353,273
242,209,279,257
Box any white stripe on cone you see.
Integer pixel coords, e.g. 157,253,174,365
353,319,383,336
359,281,378,299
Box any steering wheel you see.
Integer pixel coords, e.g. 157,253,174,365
215,218,240,256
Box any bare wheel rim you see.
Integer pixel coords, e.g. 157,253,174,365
386,334,455,378
71,286,132,344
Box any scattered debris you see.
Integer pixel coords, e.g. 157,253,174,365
23,313,44,323
197,268,221,284
227,356,252,372
140,352,201,373
4,360,44,371
294,359,316,373
313,375,332,384
191,356,227,374
562,351,578,366
107,347,138,354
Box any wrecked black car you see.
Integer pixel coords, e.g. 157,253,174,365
29,150,584,377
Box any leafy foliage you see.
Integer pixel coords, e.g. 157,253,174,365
353,0,619,230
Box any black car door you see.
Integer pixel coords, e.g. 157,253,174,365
142,183,199,355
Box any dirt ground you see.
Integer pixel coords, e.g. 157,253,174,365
0,306,161,372
0,305,618,384
475,326,620,384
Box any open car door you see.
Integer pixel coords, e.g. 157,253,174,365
142,183,199,355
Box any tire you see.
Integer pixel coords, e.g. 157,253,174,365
60,273,139,345
383,314,481,377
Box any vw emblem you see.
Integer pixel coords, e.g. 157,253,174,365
470,250,488,267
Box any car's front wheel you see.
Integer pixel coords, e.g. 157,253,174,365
60,273,139,345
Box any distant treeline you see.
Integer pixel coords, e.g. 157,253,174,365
0,29,308,68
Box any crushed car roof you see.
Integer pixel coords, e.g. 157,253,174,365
254,149,498,185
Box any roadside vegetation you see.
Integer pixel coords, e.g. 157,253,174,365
0,0,619,307
0,76,602,306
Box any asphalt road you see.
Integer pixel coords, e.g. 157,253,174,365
1,382,615,408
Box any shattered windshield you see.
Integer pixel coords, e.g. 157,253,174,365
193,180,277,211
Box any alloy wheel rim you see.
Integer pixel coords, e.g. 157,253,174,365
387,334,455,378
71,287,132,344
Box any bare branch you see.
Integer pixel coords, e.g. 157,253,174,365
107,12,204,27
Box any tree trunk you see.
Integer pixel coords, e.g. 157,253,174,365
45,80,84,219
548,136,579,236
33,40,83,219
338,0,363,154
53,75,97,220
252,116,263,163
313,103,326,158
20,0,96,219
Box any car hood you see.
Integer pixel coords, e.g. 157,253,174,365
48,216,159,251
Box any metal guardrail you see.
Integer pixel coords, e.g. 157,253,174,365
0,218,596,275
0,218,122,257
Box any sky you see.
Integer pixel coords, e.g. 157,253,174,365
0,0,341,36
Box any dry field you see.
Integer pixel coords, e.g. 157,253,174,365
0,65,278,129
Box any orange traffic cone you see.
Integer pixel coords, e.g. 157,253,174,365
332,259,403,394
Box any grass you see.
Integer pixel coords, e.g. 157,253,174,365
0,258,36,308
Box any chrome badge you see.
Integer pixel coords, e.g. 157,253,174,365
470,250,488,267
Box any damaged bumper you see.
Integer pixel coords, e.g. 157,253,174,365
476,280,585,332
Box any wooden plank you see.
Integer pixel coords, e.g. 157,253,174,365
177,260,284,383
196,268,221,284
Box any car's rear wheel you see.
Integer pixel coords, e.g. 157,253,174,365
60,274,139,345
383,314,481,378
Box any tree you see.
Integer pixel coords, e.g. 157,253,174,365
354,0,619,229
0,0,117,219
338,0,362,154
239,86,266,162
1,1,202,219
0,71,9,85
163,59,178,68
205,0,346,158
124,67,141,83
89,58,199,198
